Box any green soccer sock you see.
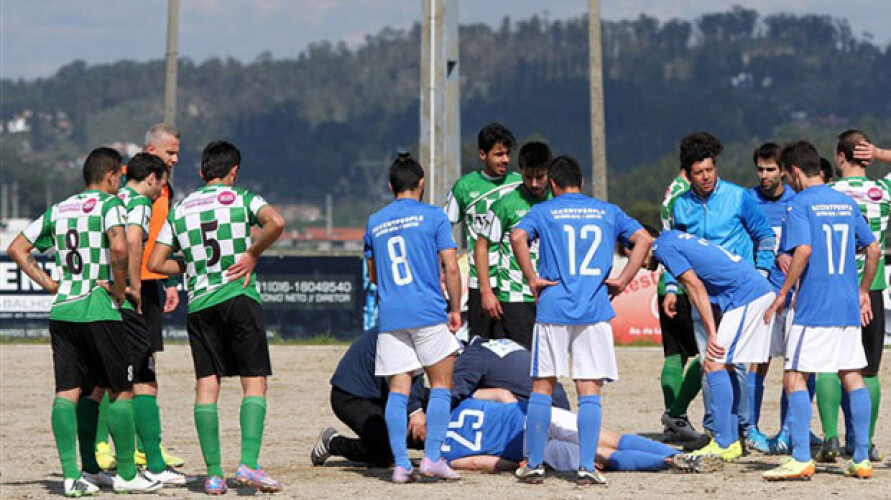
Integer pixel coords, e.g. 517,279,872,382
133,395,166,473
661,354,684,411
669,356,702,417
107,398,137,481
240,396,267,469
95,393,110,447
816,373,842,439
863,375,881,445
195,403,223,478
52,398,81,480
76,397,101,474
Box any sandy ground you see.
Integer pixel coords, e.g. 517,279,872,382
1,344,889,499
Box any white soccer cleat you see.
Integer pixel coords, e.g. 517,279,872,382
63,477,100,497
81,470,114,488
143,466,195,486
112,471,163,493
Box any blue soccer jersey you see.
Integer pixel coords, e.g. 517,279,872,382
781,185,875,327
441,399,526,463
515,193,642,325
747,186,796,291
653,230,773,312
364,198,457,332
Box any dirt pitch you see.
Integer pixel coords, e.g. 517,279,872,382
1,344,889,499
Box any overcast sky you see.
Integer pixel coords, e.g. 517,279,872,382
2,0,889,81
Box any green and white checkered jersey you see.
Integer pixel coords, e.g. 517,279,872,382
117,186,151,239
483,186,551,302
658,175,690,296
157,184,268,313
21,190,126,322
829,175,891,290
444,170,522,288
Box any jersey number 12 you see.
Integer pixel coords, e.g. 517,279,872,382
564,224,602,276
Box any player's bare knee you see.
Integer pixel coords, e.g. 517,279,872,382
241,375,267,397
838,370,865,392
56,387,83,402
133,382,158,396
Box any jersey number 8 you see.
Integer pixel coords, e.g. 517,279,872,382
387,236,413,285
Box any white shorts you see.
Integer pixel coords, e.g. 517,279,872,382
531,408,579,472
374,323,460,377
692,293,774,364
530,322,617,381
768,308,791,358
784,324,867,373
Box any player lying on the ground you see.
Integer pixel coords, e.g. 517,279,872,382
443,388,723,476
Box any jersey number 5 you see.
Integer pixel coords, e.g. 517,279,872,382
563,224,602,276
200,221,222,267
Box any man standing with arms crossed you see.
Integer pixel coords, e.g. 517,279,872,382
511,156,652,485
475,141,552,349
762,140,879,480
446,123,521,340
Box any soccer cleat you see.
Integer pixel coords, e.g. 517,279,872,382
515,461,546,484
670,453,724,473
810,432,822,447
95,441,116,470
682,432,712,452
690,439,743,462
661,412,703,442
815,436,840,463
869,444,883,462
235,464,283,493
762,457,816,481
419,457,461,480
161,445,185,467
143,466,195,486
204,475,227,495
391,466,419,484
768,430,790,455
745,428,771,454
81,470,115,488
576,467,607,486
63,477,100,497
843,459,873,479
311,427,339,466
112,471,163,493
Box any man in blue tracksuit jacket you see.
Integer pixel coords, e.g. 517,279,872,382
663,132,776,449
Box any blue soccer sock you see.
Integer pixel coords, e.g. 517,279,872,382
525,393,552,468
780,390,789,430
424,388,451,462
788,390,812,462
618,434,677,459
807,373,816,400
748,371,765,428
384,392,411,470
729,367,743,435
841,389,854,444
578,395,602,472
706,371,735,448
848,387,871,463
607,450,668,471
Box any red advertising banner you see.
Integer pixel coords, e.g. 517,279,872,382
610,269,662,346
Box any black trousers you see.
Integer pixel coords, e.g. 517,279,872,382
328,386,424,467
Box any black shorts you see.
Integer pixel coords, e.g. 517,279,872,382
658,293,697,359
467,288,497,340
186,296,272,379
50,320,133,394
493,301,536,350
122,309,156,384
141,280,165,352
861,290,885,375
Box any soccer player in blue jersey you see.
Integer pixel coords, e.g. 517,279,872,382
364,153,464,483
510,156,652,485
644,227,776,463
762,140,880,480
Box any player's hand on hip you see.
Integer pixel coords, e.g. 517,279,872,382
448,311,463,333
705,337,725,361
776,253,792,274
408,411,427,442
605,277,628,300
763,295,785,325
46,279,59,295
481,289,503,319
97,280,125,306
163,285,179,312
126,286,142,314
859,290,873,327
226,253,258,289
529,276,558,298
662,293,678,318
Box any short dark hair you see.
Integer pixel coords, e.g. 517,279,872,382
819,157,834,182
679,132,723,173
126,153,167,182
83,147,122,185
779,140,821,177
389,152,424,194
201,140,241,181
477,122,515,154
548,155,583,189
518,142,552,171
753,142,781,166
836,129,870,167
642,224,660,238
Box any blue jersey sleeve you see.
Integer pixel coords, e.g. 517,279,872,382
854,214,876,249
655,240,692,279
780,202,810,252
435,210,457,251
740,194,777,271
515,205,540,241
614,207,643,248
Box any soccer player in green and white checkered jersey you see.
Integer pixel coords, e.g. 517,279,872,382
445,123,521,339
815,129,891,462
7,147,163,496
475,141,552,349
148,140,285,495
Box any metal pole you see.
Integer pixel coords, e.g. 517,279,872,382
588,0,608,200
163,0,180,128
